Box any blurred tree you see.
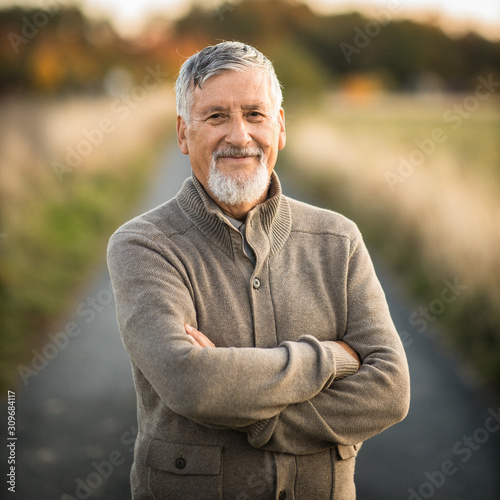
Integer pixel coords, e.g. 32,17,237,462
0,0,499,95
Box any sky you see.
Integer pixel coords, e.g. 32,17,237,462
8,0,500,39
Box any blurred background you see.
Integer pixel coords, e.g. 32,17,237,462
1,0,500,498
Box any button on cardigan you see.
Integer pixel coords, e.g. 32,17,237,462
107,171,410,499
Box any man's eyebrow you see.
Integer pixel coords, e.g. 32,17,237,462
241,103,267,110
201,105,228,114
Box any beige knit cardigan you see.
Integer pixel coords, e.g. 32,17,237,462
107,172,410,500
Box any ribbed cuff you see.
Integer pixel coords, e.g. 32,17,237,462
325,341,360,380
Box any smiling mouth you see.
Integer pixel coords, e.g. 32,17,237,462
217,156,259,168
221,155,254,160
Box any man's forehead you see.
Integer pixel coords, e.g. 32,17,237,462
192,70,273,107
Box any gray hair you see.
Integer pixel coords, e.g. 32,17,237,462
175,41,283,122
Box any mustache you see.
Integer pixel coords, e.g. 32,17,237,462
212,146,264,161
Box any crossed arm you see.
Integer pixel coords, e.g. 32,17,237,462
185,323,361,369
183,326,373,454
182,323,407,454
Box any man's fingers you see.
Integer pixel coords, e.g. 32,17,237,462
184,324,215,348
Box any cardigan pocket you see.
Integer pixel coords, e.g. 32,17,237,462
146,439,223,500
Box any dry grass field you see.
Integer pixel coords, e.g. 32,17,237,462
0,88,176,389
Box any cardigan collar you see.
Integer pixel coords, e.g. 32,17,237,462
176,171,292,258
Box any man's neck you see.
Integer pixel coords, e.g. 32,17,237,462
219,204,254,222
214,192,268,222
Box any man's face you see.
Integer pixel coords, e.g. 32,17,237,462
177,69,286,208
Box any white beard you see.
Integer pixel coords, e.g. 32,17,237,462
208,147,270,206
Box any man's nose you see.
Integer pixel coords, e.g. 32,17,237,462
225,115,251,147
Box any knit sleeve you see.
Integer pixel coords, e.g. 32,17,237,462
107,229,356,428
242,232,410,453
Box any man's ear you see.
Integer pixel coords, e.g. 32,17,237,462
278,108,286,150
176,115,189,155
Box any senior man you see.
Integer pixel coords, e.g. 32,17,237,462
107,41,410,500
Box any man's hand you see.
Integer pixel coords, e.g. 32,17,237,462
335,341,361,369
185,324,215,348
